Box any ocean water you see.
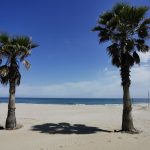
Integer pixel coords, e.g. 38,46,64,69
0,98,148,105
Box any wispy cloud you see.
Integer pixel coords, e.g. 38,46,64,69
0,69,121,98
0,52,150,98
0,78,121,98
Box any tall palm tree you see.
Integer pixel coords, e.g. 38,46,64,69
93,3,150,133
0,33,38,129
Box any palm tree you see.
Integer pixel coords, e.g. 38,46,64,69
93,3,150,133
0,33,38,129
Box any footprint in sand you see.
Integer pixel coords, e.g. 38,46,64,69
24,118,38,121
134,137,138,140
118,136,122,140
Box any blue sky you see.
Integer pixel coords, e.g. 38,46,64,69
0,0,150,98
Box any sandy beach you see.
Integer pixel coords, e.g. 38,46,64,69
0,103,150,150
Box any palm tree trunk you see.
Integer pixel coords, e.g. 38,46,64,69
5,80,17,129
122,85,134,131
121,66,135,132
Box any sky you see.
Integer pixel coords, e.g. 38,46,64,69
0,0,150,98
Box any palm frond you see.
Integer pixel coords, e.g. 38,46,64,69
107,43,119,57
112,56,121,67
98,28,110,43
118,4,132,21
92,26,103,32
0,64,9,85
138,25,149,38
134,6,149,20
0,75,9,85
18,46,30,61
112,3,129,15
13,36,38,49
30,43,39,49
107,17,118,30
99,11,113,25
0,65,9,77
142,18,150,25
133,51,140,64
0,33,10,44
125,40,134,52
136,39,145,45
136,42,149,52
23,60,31,70
128,53,135,66
13,36,30,47
19,51,30,62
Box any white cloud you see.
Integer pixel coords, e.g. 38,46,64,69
0,70,122,98
130,64,150,97
0,62,150,98
0,79,121,98
139,51,150,63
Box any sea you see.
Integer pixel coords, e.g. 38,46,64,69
0,98,148,105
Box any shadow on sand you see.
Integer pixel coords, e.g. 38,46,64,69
31,122,112,134
0,126,4,130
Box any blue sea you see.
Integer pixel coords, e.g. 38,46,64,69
0,98,148,105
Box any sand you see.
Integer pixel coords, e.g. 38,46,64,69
0,103,150,150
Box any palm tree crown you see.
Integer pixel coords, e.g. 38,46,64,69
0,33,38,86
93,3,150,80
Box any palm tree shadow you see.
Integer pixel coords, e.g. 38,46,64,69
31,122,112,134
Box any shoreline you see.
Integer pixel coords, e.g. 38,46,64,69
0,102,150,108
0,102,149,106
